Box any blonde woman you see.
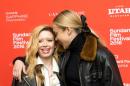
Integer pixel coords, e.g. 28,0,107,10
12,25,60,86
52,10,123,86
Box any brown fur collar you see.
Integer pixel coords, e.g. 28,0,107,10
80,34,97,61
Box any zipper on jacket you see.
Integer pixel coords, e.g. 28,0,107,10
23,77,31,86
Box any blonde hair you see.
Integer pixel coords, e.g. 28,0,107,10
26,25,55,86
53,10,106,61
53,10,82,32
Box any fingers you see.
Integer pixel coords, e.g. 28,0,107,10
13,67,18,80
23,65,27,74
13,63,19,80
12,60,25,82
18,68,22,82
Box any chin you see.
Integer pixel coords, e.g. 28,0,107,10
42,55,52,58
40,53,53,58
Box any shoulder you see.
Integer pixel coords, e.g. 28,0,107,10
96,43,117,66
13,56,26,64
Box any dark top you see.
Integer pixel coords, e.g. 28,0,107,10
65,33,86,86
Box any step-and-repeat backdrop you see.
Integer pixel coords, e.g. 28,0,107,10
0,0,130,86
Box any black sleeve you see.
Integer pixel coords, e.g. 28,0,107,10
12,78,21,86
105,49,123,86
12,77,28,86
13,56,26,65
98,47,123,86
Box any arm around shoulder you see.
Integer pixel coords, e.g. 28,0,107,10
13,56,26,65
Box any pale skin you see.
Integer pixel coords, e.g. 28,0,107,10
13,30,55,82
38,30,55,81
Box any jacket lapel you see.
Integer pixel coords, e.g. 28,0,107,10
23,76,37,86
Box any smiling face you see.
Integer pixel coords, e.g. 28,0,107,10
38,30,55,58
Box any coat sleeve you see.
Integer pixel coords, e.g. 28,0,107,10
12,77,27,86
98,47,123,86
13,56,26,65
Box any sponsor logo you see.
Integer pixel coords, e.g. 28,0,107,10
124,83,130,86
48,10,85,17
108,6,130,18
5,11,28,22
115,55,130,68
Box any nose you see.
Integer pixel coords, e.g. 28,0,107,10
42,41,48,46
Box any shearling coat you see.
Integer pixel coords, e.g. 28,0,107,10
58,32,123,86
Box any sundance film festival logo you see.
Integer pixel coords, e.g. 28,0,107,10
13,33,31,49
110,28,130,45
108,7,130,17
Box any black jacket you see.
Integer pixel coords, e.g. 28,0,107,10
12,76,37,86
59,32,123,86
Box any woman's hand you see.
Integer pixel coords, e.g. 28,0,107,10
13,60,26,82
